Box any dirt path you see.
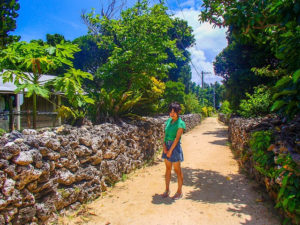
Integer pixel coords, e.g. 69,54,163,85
59,117,280,225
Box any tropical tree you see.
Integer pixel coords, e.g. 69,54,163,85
214,41,274,110
72,35,110,74
0,0,20,48
200,0,299,116
46,33,67,46
0,41,93,128
84,1,182,118
165,18,195,93
162,81,185,109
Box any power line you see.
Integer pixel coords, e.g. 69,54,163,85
164,0,211,86
167,0,217,108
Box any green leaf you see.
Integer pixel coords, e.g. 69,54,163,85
273,90,297,99
271,100,286,111
274,77,291,89
292,69,300,83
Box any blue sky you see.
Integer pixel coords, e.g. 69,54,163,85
12,0,227,84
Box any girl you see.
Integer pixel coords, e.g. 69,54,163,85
161,102,185,200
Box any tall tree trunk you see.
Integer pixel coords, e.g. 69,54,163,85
33,93,37,129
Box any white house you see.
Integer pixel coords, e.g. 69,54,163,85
0,73,62,131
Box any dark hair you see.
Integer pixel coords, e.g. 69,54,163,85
168,102,181,114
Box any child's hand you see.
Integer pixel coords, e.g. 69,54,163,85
166,150,172,158
163,146,168,154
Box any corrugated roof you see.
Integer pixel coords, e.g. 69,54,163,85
0,71,56,93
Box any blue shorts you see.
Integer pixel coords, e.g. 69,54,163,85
162,140,184,162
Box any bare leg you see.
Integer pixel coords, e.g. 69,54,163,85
173,161,183,194
164,159,172,192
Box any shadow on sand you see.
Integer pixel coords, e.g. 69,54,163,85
152,123,280,224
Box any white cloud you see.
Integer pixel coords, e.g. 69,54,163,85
173,6,227,84
179,0,195,8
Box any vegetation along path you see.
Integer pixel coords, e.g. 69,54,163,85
60,117,281,225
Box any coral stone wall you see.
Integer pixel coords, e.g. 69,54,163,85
0,114,201,224
227,115,300,223
218,113,229,125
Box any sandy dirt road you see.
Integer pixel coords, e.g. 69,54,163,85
59,117,280,225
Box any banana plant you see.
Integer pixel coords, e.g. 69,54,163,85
0,41,93,129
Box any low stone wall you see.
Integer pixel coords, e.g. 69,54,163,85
218,113,230,125
228,115,300,223
0,114,201,224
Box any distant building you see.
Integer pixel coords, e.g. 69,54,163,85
0,73,62,131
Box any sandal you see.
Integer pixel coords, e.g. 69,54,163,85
160,190,170,198
172,192,183,200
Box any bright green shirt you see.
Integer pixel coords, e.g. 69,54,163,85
164,117,186,142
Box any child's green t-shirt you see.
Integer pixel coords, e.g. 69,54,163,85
164,117,186,142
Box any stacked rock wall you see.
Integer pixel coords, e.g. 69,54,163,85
228,115,300,223
0,114,201,224
218,113,230,125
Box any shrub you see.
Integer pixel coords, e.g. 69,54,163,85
219,100,232,115
250,131,300,224
184,93,201,114
238,85,273,118
162,81,185,108
201,106,214,118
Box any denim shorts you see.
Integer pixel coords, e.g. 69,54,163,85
162,140,184,162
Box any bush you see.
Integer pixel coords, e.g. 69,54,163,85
163,81,185,107
184,93,201,114
238,85,273,118
250,131,300,224
201,106,214,118
219,100,232,115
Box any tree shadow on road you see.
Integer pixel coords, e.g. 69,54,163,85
169,167,280,225
202,127,228,139
208,139,228,146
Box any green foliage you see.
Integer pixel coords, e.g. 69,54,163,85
200,0,300,118
271,69,300,119
250,131,274,176
166,18,195,93
183,93,201,114
52,68,94,124
214,41,274,111
53,68,94,108
249,131,300,223
200,0,299,72
46,33,66,46
161,81,185,111
238,86,273,118
72,35,109,74
0,128,6,136
132,76,166,115
274,154,300,224
201,106,214,118
82,1,187,118
0,41,94,128
91,1,180,90
0,0,20,48
219,100,232,115
91,88,142,123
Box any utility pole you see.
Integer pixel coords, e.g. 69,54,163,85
198,71,212,106
213,84,216,109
